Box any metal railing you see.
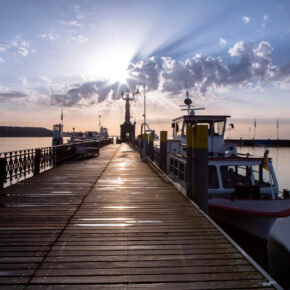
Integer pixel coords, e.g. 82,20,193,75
0,138,112,189
168,152,186,182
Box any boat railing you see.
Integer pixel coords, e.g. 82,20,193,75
168,152,186,183
0,138,112,189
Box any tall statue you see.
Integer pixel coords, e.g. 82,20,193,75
120,91,135,142
122,91,134,124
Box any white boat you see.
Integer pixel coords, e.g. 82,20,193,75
166,92,290,240
70,126,109,156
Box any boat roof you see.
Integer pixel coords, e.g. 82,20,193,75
172,115,231,122
168,151,271,162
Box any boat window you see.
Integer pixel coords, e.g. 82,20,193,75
214,121,225,136
208,166,219,189
221,165,252,188
261,168,273,187
185,120,196,126
175,122,180,136
251,165,273,187
181,122,185,136
197,121,212,135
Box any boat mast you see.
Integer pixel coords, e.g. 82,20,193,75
179,90,205,115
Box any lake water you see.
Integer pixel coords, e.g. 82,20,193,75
0,137,70,153
238,146,290,193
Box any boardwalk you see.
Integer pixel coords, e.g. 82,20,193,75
0,143,275,289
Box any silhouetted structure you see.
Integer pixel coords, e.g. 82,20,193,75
120,92,135,142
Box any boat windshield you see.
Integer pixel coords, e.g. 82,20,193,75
221,164,274,188
209,166,219,189
213,121,225,136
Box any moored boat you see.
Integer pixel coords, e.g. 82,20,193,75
166,92,290,239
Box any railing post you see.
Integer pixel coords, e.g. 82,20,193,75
0,157,7,189
191,125,208,213
33,149,41,176
160,131,167,172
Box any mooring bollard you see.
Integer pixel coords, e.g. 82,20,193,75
148,132,154,161
186,124,193,200
33,149,41,176
0,157,6,189
160,131,167,172
191,125,208,213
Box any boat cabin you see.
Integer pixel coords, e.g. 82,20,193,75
171,115,230,154
52,124,63,146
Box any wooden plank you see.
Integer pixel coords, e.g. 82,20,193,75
36,265,255,276
39,259,250,271
31,272,265,284
26,282,274,290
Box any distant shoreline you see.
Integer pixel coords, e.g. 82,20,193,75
0,126,52,137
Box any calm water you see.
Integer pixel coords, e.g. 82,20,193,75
0,137,70,153
238,146,290,192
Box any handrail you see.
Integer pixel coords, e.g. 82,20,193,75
0,138,112,189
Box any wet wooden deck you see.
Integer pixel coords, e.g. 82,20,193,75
0,143,275,289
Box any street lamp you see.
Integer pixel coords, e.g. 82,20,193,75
135,83,154,162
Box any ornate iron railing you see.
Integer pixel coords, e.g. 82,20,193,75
0,138,112,189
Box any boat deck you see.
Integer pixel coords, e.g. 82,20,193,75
0,143,275,289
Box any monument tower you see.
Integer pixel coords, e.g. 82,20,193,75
120,91,135,142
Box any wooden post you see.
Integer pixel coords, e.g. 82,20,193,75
186,124,193,199
33,149,41,176
148,132,154,160
145,134,149,156
0,157,6,189
160,131,167,172
192,125,208,213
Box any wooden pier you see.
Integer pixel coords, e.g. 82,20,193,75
0,143,276,289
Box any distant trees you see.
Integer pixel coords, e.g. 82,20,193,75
0,126,52,137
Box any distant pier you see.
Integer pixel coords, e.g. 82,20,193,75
0,143,278,288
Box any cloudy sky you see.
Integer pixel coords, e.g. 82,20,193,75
1,0,290,137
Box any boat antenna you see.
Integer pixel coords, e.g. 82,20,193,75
179,87,205,115
61,108,63,127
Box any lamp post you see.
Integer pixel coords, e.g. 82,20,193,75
99,115,101,132
135,83,147,162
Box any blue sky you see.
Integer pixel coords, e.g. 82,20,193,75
0,0,290,137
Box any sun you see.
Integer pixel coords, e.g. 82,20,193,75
90,51,131,84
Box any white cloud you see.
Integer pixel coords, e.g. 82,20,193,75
60,20,83,27
263,14,268,21
18,47,28,56
69,35,88,43
18,75,27,85
41,33,60,40
242,16,250,24
21,40,31,47
46,40,290,107
3,35,34,57
0,57,4,63
219,38,227,45
39,75,51,83
74,4,84,19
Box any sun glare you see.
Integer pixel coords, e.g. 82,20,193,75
90,51,131,84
